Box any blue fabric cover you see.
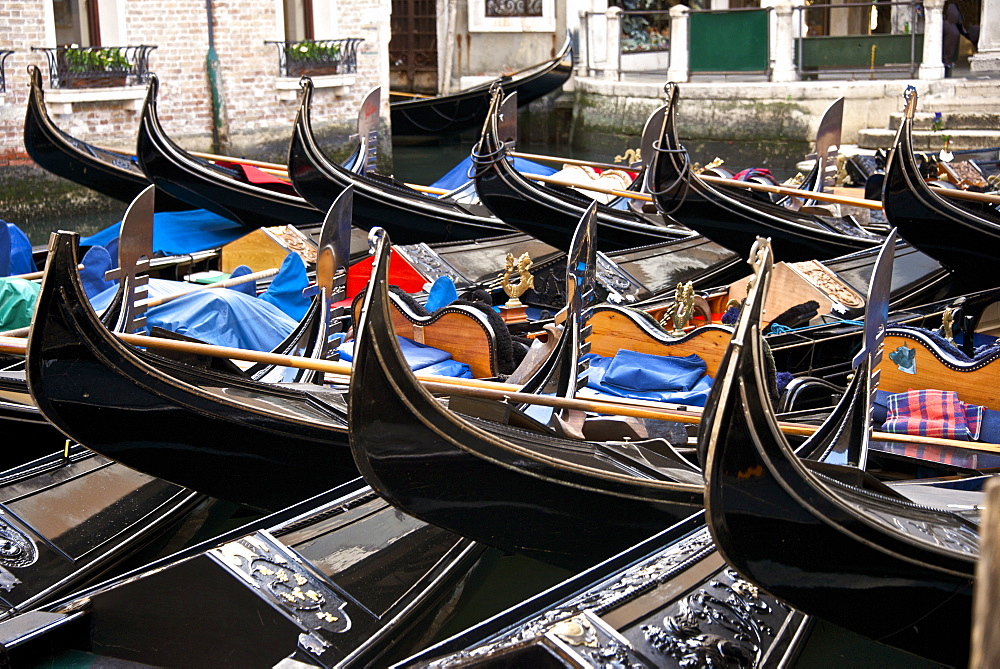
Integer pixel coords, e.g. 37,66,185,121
6,223,36,276
260,253,310,320
91,278,296,351
430,156,558,192
80,209,247,256
80,245,116,299
424,275,459,311
0,222,9,276
582,350,713,406
228,265,257,296
337,336,472,378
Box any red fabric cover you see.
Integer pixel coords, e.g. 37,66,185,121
883,389,983,441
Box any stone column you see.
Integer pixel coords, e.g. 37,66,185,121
971,0,1000,72
604,7,622,81
772,2,798,81
667,4,689,83
918,0,945,79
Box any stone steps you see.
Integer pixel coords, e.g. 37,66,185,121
857,128,1000,151
886,110,1000,131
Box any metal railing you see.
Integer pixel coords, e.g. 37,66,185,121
793,1,923,78
31,45,156,89
265,38,364,77
0,50,13,93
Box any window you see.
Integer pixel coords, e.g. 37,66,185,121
279,0,338,40
48,0,126,47
469,0,556,31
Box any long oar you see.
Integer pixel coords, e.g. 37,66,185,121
140,267,280,309
190,151,287,173
1,331,993,454
516,151,1000,209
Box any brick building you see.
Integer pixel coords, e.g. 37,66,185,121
0,0,391,165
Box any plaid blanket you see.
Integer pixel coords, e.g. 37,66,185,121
883,389,983,441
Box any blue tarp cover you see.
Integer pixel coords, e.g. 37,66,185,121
91,278,297,352
582,349,713,406
1,222,36,276
337,336,472,378
81,209,247,256
430,156,558,192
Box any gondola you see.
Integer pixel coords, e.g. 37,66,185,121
700,230,984,666
472,85,698,253
288,83,517,244
0,478,487,668
648,83,884,261
22,65,191,211
882,86,1000,291
389,33,573,137
348,203,775,571
25,228,356,511
136,74,328,229
23,185,528,511
399,512,812,668
0,445,214,621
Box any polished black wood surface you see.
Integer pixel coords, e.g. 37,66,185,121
472,88,692,253
882,89,1000,291
701,241,979,666
389,34,573,137
0,480,485,668
23,66,191,211
26,232,356,512
136,74,325,228
649,84,882,261
349,228,707,571
402,512,811,668
0,446,206,620
288,80,514,244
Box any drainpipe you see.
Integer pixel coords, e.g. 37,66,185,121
206,0,230,152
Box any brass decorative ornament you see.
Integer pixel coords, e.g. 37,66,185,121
501,252,535,309
941,306,955,344
661,281,696,336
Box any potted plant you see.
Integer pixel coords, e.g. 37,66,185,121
286,40,341,76
61,45,130,88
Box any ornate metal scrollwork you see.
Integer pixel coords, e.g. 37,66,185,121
212,532,351,642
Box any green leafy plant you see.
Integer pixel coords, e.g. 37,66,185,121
62,45,130,73
287,40,341,63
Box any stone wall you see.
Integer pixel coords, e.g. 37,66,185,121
0,0,391,164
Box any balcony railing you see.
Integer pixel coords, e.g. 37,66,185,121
31,45,157,89
266,38,363,77
0,50,13,93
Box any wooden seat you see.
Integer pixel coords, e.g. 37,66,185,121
353,290,501,378
880,328,1000,409
586,305,732,378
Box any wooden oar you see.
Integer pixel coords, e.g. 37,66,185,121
140,268,280,308
190,151,288,173
511,151,627,172
390,91,435,100
1,330,992,455
9,265,84,282
518,150,1000,209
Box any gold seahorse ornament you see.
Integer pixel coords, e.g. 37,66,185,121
502,252,535,309
662,281,696,336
